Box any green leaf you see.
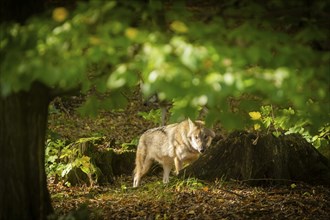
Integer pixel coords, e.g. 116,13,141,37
170,21,188,33
77,96,99,117
107,65,127,89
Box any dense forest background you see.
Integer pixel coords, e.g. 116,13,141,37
1,0,329,219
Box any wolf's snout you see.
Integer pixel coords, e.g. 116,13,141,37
199,148,205,153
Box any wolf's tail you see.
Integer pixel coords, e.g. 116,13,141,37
133,141,152,187
133,143,146,175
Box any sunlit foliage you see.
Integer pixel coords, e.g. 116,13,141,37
1,0,329,135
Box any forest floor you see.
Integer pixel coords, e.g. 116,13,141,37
47,95,330,219
49,175,330,219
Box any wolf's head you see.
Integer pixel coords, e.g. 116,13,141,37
187,118,215,153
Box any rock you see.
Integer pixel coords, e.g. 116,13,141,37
183,131,330,186
60,137,136,186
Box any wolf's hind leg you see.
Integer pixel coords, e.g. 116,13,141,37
140,157,152,176
133,172,141,188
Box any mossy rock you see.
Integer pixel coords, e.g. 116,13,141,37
183,131,330,186
111,150,136,176
61,137,136,186
67,167,92,186
318,144,330,160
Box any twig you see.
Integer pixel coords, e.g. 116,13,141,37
234,178,307,185
217,188,247,199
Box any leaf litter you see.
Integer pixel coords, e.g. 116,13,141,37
49,175,330,219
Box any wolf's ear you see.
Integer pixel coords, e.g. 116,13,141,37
187,118,195,130
206,128,215,138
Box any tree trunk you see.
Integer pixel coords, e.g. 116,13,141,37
0,83,53,219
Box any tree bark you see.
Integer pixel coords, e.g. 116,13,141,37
0,83,53,219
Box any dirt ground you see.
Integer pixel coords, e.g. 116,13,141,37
49,175,330,220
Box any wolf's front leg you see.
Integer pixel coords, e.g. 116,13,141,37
174,157,182,175
162,164,172,184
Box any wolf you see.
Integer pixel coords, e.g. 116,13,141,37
133,118,215,187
